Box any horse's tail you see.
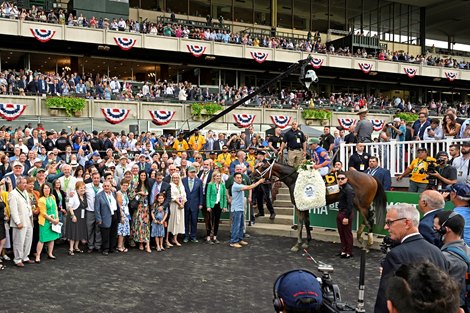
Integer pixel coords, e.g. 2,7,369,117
372,176,387,228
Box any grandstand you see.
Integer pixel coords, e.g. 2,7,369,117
0,0,469,132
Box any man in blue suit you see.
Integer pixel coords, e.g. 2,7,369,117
3,161,25,189
95,181,119,255
417,190,444,247
182,166,203,243
365,156,391,191
135,154,151,174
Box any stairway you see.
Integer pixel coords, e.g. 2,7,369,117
253,184,294,227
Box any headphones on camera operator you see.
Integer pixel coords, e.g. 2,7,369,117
273,269,323,313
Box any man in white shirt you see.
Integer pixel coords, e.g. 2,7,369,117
452,142,470,185
85,172,102,253
95,180,118,255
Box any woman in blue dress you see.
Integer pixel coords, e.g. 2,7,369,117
116,178,131,253
151,193,168,252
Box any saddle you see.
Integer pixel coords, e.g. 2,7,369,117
323,171,340,195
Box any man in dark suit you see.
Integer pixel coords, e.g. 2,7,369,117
4,161,26,189
244,126,255,147
198,160,213,240
364,156,392,190
150,172,171,210
95,181,119,255
417,190,444,247
182,166,203,243
213,133,227,152
374,203,449,313
163,164,178,184
26,129,43,151
135,154,151,174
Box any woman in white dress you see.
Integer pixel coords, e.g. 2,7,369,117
167,172,186,247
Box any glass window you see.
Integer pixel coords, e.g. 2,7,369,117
293,0,310,30
189,0,210,18
212,0,232,21
254,0,271,26
277,0,292,28
170,1,189,15
311,0,328,32
234,0,253,24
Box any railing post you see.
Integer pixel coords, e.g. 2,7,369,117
389,140,397,176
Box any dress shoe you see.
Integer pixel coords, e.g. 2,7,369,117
47,255,56,260
340,254,352,259
255,213,264,217
239,240,248,246
230,243,242,248
15,262,24,267
269,213,276,220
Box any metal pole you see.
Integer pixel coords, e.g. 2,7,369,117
188,58,310,136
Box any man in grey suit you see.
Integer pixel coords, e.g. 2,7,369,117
85,172,102,253
95,181,118,255
9,177,34,267
374,203,449,313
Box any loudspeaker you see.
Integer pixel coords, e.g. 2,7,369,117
438,211,458,235
129,124,139,134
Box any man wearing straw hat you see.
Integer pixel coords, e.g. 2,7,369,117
355,108,373,143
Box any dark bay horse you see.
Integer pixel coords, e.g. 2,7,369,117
254,161,387,252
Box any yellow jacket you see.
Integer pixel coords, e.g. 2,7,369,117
38,195,58,226
1,191,9,218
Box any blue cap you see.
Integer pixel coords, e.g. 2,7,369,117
446,183,470,198
277,270,323,311
93,151,100,157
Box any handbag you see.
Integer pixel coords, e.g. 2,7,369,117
128,199,139,216
51,222,63,234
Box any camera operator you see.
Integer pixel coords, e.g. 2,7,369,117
397,147,433,193
427,151,457,190
385,118,406,141
273,269,323,313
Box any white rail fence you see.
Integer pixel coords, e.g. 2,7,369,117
338,138,470,176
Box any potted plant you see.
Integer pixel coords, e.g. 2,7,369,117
301,109,332,125
46,97,86,117
191,103,224,120
395,112,418,123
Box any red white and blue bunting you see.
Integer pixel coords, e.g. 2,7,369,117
337,118,356,131
0,103,26,121
404,67,417,78
114,37,137,51
445,71,458,82
250,51,269,64
370,119,386,131
233,114,256,128
309,58,324,69
358,63,373,74
30,28,56,43
149,110,176,126
101,108,130,124
270,115,292,129
186,45,207,57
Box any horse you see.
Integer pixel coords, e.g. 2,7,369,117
253,160,387,252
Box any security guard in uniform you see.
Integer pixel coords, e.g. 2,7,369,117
279,121,306,167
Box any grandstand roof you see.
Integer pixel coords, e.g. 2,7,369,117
393,0,470,46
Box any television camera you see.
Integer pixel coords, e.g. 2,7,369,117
302,249,365,313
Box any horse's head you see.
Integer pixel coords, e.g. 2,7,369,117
251,158,276,181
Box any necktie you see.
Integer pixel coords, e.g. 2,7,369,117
64,177,70,191
189,179,193,191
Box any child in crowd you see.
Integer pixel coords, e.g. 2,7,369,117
151,193,168,252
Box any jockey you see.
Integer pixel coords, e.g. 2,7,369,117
308,138,331,176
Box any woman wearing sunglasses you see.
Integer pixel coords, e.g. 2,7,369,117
336,171,355,259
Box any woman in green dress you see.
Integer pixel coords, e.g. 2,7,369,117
35,183,60,263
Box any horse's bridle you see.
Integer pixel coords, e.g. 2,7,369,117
254,158,276,179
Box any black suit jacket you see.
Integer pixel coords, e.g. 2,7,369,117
26,137,43,150
198,170,213,206
213,140,227,152
374,234,449,313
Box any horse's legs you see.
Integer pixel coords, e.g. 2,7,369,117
301,211,311,249
291,209,303,252
357,223,365,244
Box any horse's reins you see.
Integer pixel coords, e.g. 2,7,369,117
255,158,297,182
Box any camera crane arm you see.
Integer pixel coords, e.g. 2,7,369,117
187,55,314,137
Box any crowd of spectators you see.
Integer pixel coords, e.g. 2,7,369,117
1,1,470,70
